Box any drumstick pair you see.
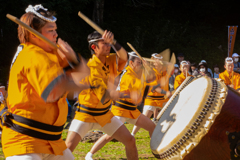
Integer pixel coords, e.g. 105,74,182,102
7,12,174,82
78,11,121,57
6,14,58,50
7,11,152,67
78,11,152,64
6,14,79,69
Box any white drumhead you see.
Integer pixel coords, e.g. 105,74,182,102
158,77,207,150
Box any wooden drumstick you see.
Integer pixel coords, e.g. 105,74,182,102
143,57,164,65
143,58,154,62
167,52,176,76
126,42,144,61
126,42,151,86
6,14,58,50
78,11,104,35
78,11,117,45
6,14,80,69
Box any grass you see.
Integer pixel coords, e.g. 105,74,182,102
0,142,3,160
0,123,157,160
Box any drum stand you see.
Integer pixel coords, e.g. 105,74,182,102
228,131,240,159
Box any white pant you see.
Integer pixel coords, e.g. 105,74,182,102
143,105,158,114
6,149,74,160
69,116,123,138
115,116,139,125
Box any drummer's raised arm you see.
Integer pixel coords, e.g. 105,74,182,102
102,30,128,71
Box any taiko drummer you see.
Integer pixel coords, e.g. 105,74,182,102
65,31,141,160
1,4,89,160
85,52,157,160
131,53,171,136
219,57,240,91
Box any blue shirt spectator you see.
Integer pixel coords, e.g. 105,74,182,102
213,65,220,78
66,98,72,119
232,53,240,73
169,64,180,91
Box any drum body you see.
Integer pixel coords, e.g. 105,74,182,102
151,76,240,160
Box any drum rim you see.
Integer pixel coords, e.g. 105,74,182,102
151,77,228,159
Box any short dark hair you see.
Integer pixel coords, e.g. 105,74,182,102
177,53,184,57
129,56,137,62
87,31,102,55
214,64,219,68
190,62,197,68
125,55,139,67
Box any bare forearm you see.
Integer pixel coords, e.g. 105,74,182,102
65,78,90,92
116,47,128,62
46,75,89,102
155,87,166,94
114,43,128,71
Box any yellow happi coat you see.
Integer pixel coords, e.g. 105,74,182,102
174,72,192,90
2,43,68,157
219,70,240,90
74,54,122,127
111,66,157,119
144,69,169,108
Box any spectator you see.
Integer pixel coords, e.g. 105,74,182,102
177,53,184,67
66,98,72,119
232,53,240,73
213,64,220,78
169,64,180,91
200,60,213,77
190,62,198,76
0,85,7,141
198,62,211,77
185,60,191,74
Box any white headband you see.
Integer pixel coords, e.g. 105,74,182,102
88,38,104,43
128,51,139,58
25,4,57,22
180,60,189,66
151,53,163,59
225,57,233,64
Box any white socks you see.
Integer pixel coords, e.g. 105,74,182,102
85,152,93,160
131,133,135,136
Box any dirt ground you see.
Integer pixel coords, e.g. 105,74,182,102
81,131,118,143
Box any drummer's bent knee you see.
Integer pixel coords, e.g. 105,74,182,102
65,131,82,152
124,134,136,147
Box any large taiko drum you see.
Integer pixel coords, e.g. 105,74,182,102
150,76,240,160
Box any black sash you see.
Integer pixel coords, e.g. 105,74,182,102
114,100,136,111
1,112,64,141
147,95,165,100
75,103,111,116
